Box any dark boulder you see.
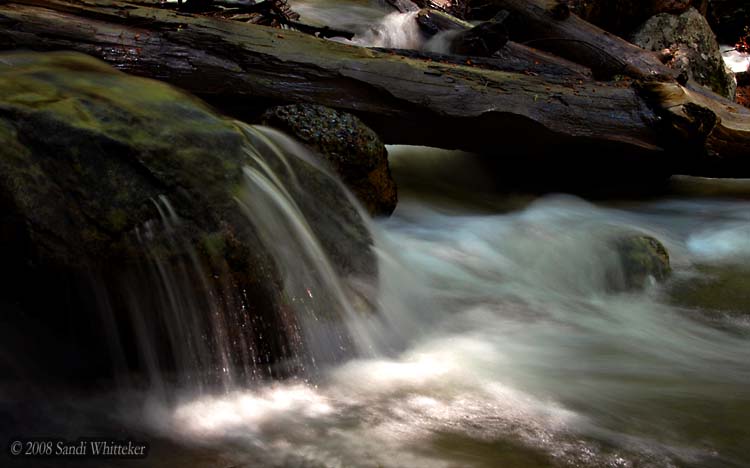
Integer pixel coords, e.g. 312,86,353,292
0,51,374,383
260,104,398,217
631,8,736,99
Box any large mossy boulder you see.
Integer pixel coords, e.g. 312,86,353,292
0,51,374,381
632,8,737,99
0,52,248,268
260,104,398,217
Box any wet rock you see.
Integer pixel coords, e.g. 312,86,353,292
0,51,374,380
260,104,397,217
631,7,737,99
610,234,672,290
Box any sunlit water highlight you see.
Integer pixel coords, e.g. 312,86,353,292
291,0,452,50
721,45,750,73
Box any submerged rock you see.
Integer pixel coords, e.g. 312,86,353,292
632,8,737,99
260,104,397,217
610,234,672,290
0,51,374,382
667,264,750,317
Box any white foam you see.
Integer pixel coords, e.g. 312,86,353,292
687,223,750,261
721,46,750,73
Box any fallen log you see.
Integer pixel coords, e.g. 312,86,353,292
373,45,591,84
409,0,468,20
415,7,510,56
412,8,590,81
640,81,750,174
450,10,509,56
386,0,420,13
416,7,472,35
0,0,748,176
487,0,677,81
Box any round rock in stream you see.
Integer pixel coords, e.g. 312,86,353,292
610,234,672,291
261,104,398,217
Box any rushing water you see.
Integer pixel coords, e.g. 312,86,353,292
291,0,449,50
721,45,750,74
3,141,750,468
113,146,747,468
3,4,750,468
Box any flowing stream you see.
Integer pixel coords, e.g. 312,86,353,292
2,3,750,468
3,143,750,468
121,145,747,468
290,0,448,50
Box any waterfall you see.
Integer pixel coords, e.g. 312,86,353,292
155,149,750,468
92,124,381,394
234,124,384,368
351,11,425,49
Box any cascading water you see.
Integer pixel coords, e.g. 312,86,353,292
290,0,448,51
234,125,386,368
4,4,750,468
82,124,381,398
125,146,750,468
4,136,749,467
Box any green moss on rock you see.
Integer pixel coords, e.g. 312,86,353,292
611,234,672,290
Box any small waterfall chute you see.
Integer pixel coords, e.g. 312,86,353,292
94,123,383,394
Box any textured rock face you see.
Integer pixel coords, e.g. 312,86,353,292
632,8,737,99
261,104,398,217
0,52,373,273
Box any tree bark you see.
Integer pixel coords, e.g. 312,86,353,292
0,0,747,175
475,0,676,81
450,11,509,57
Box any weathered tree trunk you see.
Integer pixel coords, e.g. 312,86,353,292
414,8,585,78
416,7,473,35
483,0,677,81
450,10,509,57
0,0,748,176
410,0,467,18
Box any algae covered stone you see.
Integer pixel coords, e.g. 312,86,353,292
0,51,376,378
610,234,672,290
